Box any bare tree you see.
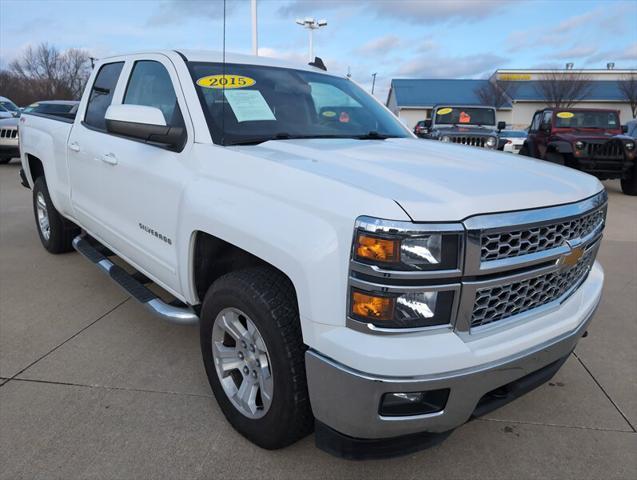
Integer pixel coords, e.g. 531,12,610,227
474,80,518,109
618,73,637,119
6,43,92,104
534,70,593,108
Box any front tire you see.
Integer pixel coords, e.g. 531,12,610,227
621,163,637,195
200,267,313,449
32,176,79,253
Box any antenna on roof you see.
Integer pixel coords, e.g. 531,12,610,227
309,56,327,71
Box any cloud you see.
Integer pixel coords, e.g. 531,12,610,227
396,53,507,78
618,42,637,62
506,5,633,53
550,46,598,60
146,0,241,26
354,35,401,56
278,0,513,24
257,46,308,64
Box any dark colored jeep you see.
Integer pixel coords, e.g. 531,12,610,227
419,105,506,150
521,108,636,195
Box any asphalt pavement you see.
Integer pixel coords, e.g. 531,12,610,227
1,160,635,479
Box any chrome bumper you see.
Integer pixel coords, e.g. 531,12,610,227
305,303,597,440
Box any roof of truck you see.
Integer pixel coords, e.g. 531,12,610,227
99,50,330,75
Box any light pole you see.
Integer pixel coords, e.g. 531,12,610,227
251,0,258,55
371,72,377,95
295,18,327,61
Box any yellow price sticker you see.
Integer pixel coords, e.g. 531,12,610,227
556,112,575,119
196,74,256,89
322,111,336,117
437,107,453,115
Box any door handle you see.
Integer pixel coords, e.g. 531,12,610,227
99,153,118,165
69,142,80,152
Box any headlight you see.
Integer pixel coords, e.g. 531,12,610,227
353,231,460,271
486,136,497,148
626,141,635,151
349,217,463,331
575,141,585,150
441,135,451,142
350,288,455,329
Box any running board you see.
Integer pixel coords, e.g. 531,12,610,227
72,235,198,326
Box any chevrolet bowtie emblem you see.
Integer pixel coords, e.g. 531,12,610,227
559,245,584,268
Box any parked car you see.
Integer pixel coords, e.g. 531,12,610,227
499,129,527,154
421,105,505,149
22,100,79,120
0,96,20,117
413,120,428,137
0,104,15,119
521,108,636,195
0,116,19,164
19,50,606,458
625,119,637,139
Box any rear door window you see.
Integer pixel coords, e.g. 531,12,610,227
84,62,125,130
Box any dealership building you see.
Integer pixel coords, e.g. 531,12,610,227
387,68,636,129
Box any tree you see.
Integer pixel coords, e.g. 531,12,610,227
474,80,518,109
534,70,593,109
618,73,637,119
2,43,92,105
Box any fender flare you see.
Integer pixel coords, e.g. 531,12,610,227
548,140,573,155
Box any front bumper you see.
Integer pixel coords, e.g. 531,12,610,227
306,296,598,441
0,144,20,158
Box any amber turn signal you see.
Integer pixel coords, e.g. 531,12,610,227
351,290,395,321
355,233,400,263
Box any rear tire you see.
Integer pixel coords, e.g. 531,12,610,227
621,164,637,195
32,177,79,253
518,144,530,157
200,267,314,449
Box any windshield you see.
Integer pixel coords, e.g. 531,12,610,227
24,103,77,114
188,62,410,145
0,101,19,112
434,107,495,126
554,111,619,129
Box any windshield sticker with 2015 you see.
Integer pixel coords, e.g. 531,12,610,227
196,75,256,89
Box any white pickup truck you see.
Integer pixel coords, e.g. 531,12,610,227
18,50,606,458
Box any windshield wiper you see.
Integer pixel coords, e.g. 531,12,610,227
226,133,349,146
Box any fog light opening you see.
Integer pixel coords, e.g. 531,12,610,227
379,389,450,417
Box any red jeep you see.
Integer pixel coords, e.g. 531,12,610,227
521,108,636,195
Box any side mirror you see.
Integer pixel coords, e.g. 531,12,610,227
622,125,628,133
424,119,432,129
105,104,185,149
497,121,506,131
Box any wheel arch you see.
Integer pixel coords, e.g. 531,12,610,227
190,230,300,313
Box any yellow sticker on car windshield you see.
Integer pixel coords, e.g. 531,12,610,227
322,111,336,117
196,75,256,89
437,107,453,115
556,112,574,119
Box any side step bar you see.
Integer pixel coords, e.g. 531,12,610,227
72,235,199,326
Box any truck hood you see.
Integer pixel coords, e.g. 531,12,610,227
556,131,622,142
237,138,602,222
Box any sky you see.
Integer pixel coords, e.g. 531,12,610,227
1,0,636,100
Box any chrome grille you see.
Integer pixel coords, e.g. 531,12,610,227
481,207,605,262
0,128,18,139
471,248,595,328
451,136,485,147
